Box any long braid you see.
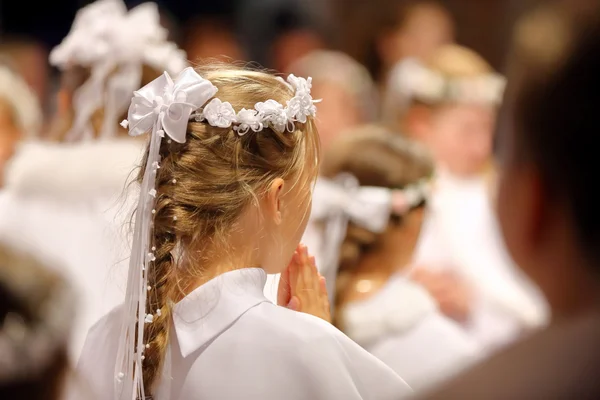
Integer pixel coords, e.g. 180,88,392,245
139,145,179,394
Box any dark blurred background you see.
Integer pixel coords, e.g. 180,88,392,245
1,0,538,72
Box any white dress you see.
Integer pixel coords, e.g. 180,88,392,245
0,139,143,362
77,268,413,400
341,274,480,392
412,169,549,352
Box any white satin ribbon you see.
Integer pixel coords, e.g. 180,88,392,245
312,174,393,306
115,67,217,400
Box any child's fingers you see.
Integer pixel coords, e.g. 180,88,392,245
309,256,317,271
299,244,309,264
319,276,331,314
319,275,327,295
300,247,317,289
277,261,292,306
292,248,301,264
287,296,301,311
288,253,301,294
309,256,319,289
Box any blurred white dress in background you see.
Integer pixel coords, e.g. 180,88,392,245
412,169,549,352
342,273,480,392
0,139,142,361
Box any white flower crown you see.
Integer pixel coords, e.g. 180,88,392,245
192,75,318,135
393,58,506,105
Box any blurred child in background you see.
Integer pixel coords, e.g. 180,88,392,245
0,0,187,362
321,127,479,392
372,0,454,88
421,1,600,397
385,44,548,352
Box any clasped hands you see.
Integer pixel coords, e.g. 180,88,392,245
277,244,331,323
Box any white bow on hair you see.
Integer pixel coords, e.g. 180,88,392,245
49,0,188,141
313,174,392,234
126,68,219,142
312,174,393,307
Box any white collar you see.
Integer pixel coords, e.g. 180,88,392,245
172,268,270,358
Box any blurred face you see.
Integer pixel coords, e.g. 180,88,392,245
425,104,495,177
382,5,454,69
185,24,243,62
312,82,362,152
276,30,324,73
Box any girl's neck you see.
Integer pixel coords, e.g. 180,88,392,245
177,247,262,301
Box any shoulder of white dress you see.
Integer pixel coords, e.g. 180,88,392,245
5,139,144,199
250,302,350,346
85,305,124,342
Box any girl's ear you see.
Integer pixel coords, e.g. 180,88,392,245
266,178,285,225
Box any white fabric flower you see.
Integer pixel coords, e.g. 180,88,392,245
255,99,288,133
283,75,317,123
235,108,263,136
286,74,312,94
202,98,237,128
286,91,316,123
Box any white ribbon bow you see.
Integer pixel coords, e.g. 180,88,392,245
49,0,188,141
311,174,393,308
313,174,392,233
126,67,218,142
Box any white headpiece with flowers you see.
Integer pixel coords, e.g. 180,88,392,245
384,57,506,122
116,66,317,400
49,0,187,141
